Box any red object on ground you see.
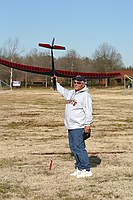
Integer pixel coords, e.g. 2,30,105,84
49,160,52,170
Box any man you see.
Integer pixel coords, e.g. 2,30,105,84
55,75,93,178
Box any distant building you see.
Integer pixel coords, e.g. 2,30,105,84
113,69,133,88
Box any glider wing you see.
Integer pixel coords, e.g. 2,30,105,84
0,58,121,79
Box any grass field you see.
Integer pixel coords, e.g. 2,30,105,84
0,87,133,200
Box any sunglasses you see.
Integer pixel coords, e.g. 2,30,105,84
74,81,82,84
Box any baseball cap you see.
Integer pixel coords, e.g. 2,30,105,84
73,75,85,82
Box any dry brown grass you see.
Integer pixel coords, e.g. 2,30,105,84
0,87,133,200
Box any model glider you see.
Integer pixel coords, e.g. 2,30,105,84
0,38,121,89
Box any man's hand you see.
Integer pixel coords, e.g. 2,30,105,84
83,126,91,140
51,76,57,82
84,126,91,133
51,76,57,90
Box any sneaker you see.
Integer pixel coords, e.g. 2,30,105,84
77,169,92,178
70,168,81,176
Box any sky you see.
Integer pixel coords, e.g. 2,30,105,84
0,0,133,67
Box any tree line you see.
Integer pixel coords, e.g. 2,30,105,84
0,37,130,87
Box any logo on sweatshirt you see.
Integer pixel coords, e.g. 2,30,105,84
66,99,77,106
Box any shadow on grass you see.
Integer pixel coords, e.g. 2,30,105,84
30,152,102,168
89,155,101,168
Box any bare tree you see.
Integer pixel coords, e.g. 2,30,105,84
0,37,24,87
3,37,24,58
92,43,124,72
24,48,51,87
56,49,82,72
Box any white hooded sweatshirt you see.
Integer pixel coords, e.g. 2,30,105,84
56,82,93,130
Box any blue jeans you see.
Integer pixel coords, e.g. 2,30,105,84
68,128,90,171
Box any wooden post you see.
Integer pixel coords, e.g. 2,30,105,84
105,78,108,87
